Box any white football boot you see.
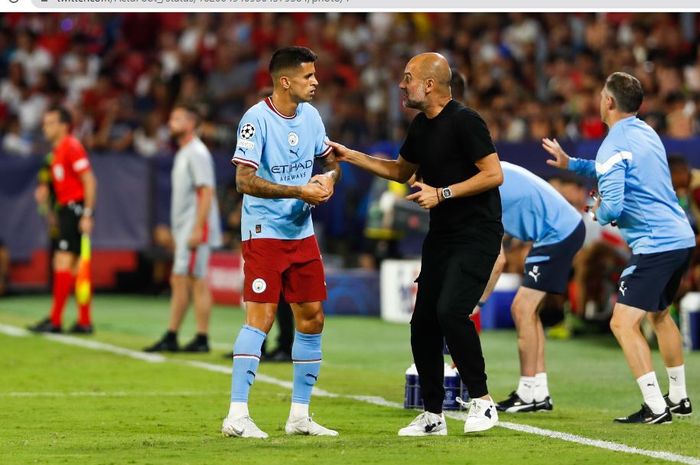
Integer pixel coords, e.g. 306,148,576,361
285,415,339,436
221,416,269,439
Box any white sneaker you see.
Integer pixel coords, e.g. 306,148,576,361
460,397,498,433
397,411,447,436
285,416,339,436
221,416,269,439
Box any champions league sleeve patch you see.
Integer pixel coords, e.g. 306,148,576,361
240,123,256,140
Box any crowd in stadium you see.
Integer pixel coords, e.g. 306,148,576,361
1,12,700,158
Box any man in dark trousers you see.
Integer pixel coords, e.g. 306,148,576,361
329,52,504,436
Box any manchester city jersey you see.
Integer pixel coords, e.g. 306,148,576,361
232,97,332,241
569,116,694,254
500,162,582,247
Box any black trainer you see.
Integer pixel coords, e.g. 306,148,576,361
496,391,536,412
143,333,179,352
613,403,672,424
534,396,554,412
664,395,692,417
28,317,61,334
182,336,210,353
68,322,94,335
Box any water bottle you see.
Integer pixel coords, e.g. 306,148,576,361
404,364,422,408
443,364,461,410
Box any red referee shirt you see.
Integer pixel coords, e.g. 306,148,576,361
50,135,91,205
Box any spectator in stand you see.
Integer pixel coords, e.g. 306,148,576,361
92,95,136,152
3,13,700,148
11,30,52,87
2,115,33,156
16,81,49,136
0,62,25,116
668,155,699,233
133,111,169,158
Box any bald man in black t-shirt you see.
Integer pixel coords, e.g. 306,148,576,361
329,52,503,436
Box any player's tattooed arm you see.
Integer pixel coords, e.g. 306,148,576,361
318,152,342,184
236,164,329,205
236,164,301,198
309,152,341,201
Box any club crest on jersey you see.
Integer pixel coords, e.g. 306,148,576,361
240,123,256,140
252,278,267,294
288,131,299,147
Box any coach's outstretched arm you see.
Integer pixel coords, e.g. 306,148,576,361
235,164,330,206
543,137,597,179
327,140,418,183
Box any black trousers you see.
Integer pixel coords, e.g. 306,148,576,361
411,234,499,413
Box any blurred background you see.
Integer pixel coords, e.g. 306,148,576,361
1,12,700,332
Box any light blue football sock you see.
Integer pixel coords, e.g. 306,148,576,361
230,325,267,402
291,331,322,405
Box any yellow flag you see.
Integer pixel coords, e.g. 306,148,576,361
75,234,91,305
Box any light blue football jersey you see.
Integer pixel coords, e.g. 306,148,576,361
569,115,694,254
500,162,582,247
232,97,331,241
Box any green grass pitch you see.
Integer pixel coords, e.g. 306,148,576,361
1,294,699,465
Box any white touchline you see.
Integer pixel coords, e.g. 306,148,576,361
1,323,698,465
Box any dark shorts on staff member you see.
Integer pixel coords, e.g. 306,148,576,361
616,247,694,312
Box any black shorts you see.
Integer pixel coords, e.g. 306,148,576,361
522,220,586,294
617,247,694,312
56,202,83,255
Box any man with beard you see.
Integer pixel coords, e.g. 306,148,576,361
329,53,503,435
221,46,340,439
144,103,222,353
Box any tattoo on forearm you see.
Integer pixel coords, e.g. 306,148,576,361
237,172,301,199
320,154,342,184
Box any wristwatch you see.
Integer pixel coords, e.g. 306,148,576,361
441,186,453,200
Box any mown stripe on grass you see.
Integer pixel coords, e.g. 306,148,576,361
1,323,698,465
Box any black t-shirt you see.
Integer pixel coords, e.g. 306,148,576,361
400,100,503,244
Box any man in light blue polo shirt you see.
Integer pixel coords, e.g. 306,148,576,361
544,72,694,424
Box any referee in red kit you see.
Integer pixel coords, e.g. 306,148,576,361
30,106,97,334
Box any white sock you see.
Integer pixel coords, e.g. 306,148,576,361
228,402,249,420
535,372,549,401
516,376,536,403
636,372,666,414
666,365,688,404
289,402,309,419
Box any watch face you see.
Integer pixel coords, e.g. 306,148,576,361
443,187,452,198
